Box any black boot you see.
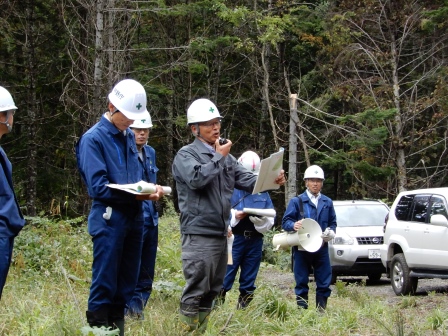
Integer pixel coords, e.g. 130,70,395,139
237,293,253,310
108,304,125,336
296,294,308,309
316,295,328,312
86,306,109,328
213,289,226,308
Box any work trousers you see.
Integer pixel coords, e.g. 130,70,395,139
180,234,227,317
293,245,332,298
128,224,158,313
0,236,14,299
222,234,263,295
87,204,144,314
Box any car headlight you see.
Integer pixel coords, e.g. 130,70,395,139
333,236,354,245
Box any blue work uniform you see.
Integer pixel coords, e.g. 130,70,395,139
222,190,274,298
75,114,144,323
0,146,25,299
282,191,337,307
127,144,159,316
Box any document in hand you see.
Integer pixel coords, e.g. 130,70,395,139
252,148,284,194
107,180,172,195
243,208,276,217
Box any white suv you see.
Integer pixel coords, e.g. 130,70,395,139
330,200,389,283
381,188,448,295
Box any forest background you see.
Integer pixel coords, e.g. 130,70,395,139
1,0,448,219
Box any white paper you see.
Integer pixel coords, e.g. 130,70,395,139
243,208,276,217
252,148,284,194
107,180,172,195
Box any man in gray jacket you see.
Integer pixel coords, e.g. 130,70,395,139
172,98,285,333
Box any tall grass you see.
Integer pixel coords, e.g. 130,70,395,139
1,209,448,335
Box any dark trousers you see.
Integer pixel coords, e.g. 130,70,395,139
87,204,144,318
293,245,332,298
0,236,14,299
180,234,227,317
128,224,158,313
222,234,263,295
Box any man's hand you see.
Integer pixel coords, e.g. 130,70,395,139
321,228,335,242
135,185,164,201
275,169,286,186
215,138,232,157
293,220,303,231
249,216,267,226
235,210,247,220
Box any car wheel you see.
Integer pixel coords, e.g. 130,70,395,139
367,273,382,281
390,253,418,295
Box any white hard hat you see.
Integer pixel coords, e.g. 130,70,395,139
130,111,153,128
187,98,221,125
303,165,325,180
238,151,261,175
0,86,18,112
108,79,148,120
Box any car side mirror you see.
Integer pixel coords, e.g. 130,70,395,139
430,214,448,226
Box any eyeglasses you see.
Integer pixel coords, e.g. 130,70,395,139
199,119,221,128
307,178,323,183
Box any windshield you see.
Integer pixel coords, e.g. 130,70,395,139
335,204,389,227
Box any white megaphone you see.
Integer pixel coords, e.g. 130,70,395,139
272,218,323,252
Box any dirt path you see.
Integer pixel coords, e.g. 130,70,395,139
259,268,448,309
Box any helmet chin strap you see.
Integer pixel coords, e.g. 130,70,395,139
0,111,13,133
194,123,215,146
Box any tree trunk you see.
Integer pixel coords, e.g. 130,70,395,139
24,2,37,216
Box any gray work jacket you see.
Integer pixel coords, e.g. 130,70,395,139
172,138,257,236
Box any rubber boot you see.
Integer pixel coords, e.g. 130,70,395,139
316,295,327,312
179,313,199,333
213,289,226,308
111,320,124,336
197,307,211,333
86,306,109,328
108,304,125,335
237,293,253,310
296,294,308,309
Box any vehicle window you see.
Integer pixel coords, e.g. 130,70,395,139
395,194,414,221
410,195,430,223
429,195,448,219
334,204,389,227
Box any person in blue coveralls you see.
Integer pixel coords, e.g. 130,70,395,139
0,86,25,300
127,112,160,319
76,79,163,335
217,151,275,309
282,165,337,311
172,98,286,333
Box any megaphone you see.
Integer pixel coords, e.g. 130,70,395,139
272,218,323,252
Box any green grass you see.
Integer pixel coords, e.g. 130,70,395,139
1,208,448,335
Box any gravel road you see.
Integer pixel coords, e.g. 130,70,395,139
259,268,448,309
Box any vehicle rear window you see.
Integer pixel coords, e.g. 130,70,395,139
335,204,389,227
395,194,414,221
410,195,430,223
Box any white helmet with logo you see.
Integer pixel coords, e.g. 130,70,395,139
0,86,18,112
130,111,153,128
108,79,148,120
303,165,325,180
187,98,221,125
238,151,261,175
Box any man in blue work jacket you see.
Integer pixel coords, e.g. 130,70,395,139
76,79,163,335
282,165,337,311
0,86,25,300
127,113,160,319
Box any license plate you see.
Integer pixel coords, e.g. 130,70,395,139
368,249,380,259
